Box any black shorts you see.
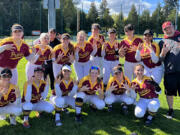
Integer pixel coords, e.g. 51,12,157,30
164,72,180,96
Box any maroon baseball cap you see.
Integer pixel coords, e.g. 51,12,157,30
162,21,173,29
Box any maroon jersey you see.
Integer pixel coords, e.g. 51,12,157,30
74,42,93,62
78,75,104,95
131,76,158,99
22,80,46,103
120,36,143,63
140,42,161,68
106,76,130,95
104,41,120,61
0,84,17,107
88,34,105,57
52,43,74,65
32,44,52,65
54,78,74,96
0,37,30,69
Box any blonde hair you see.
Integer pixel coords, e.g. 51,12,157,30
40,33,49,42
77,30,87,40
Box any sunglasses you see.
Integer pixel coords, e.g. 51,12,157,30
0,73,12,78
91,66,99,70
63,70,70,72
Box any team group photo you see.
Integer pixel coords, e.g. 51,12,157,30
0,0,180,135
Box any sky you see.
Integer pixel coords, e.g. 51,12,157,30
75,0,165,16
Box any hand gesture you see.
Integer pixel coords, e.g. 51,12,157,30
55,76,61,84
15,87,21,98
31,46,37,54
96,86,104,99
69,53,74,63
161,43,170,57
137,43,143,51
75,46,80,53
119,46,127,57
27,76,35,85
80,85,90,92
114,42,119,50
57,52,64,61
109,82,118,92
4,44,16,51
37,49,42,55
99,38,104,45
131,83,138,90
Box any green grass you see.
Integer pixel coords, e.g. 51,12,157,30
0,58,180,135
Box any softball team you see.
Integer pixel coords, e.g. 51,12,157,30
0,23,165,127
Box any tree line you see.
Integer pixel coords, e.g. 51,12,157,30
0,0,179,37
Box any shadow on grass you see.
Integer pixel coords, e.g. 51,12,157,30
0,105,180,135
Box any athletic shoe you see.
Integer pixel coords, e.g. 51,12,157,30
166,109,174,119
63,108,70,114
55,120,62,126
122,105,128,115
23,121,30,128
107,105,113,112
9,116,16,125
145,115,153,126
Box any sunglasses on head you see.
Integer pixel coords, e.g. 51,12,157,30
91,66,99,70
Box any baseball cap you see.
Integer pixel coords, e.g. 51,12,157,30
108,28,116,34
92,23,101,30
144,29,153,36
34,67,44,72
62,65,71,71
12,24,24,32
0,68,12,78
162,21,173,29
61,33,71,39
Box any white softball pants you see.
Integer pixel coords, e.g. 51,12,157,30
0,104,22,116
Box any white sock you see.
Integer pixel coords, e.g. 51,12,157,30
24,116,29,121
55,113,60,121
76,107,81,114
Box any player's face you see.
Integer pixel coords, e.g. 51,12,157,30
90,69,99,79
62,38,70,46
109,33,116,40
12,30,23,39
92,28,99,35
163,26,175,37
134,66,144,77
77,34,86,43
62,69,71,78
144,34,153,43
49,31,56,40
41,35,50,45
114,72,123,79
0,75,11,84
34,71,44,80
125,30,134,37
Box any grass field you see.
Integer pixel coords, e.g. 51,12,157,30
0,58,179,135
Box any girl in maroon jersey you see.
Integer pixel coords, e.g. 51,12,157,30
50,65,78,126
0,24,40,85
131,64,161,125
74,30,97,81
0,68,21,125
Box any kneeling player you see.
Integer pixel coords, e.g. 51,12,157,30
104,65,135,113
132,64,161,125
22,67,54,128
50,65,78,126
75,66,105,122
0,68,21,125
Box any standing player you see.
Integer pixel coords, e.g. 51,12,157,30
0,24,39,85
104,65,135,113
88,23,105,76
102,28,120,87
52,33,75,78
75,66,105,122
135,29,163,84
119,24,143,81
0,68,22,125
50,65,78,126
22,67,54,128
131,64,161,125
74,30,97,81
26,33,52,80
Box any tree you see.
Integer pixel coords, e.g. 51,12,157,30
99,0,107,18
151,3,166,36
87,2,98,24
125,4,138,33
139,9,151,34
113,12,124,37
163,0,178,17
